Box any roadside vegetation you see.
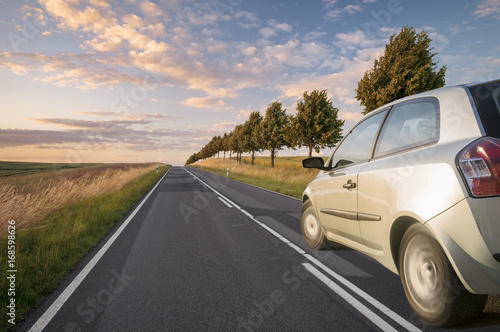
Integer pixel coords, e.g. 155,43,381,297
0,162,168,330
190,156,324,199
0,161,103,177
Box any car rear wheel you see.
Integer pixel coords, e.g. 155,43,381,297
301,200,328,250
399,223,487,328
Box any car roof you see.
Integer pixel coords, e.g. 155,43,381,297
359,78,500,124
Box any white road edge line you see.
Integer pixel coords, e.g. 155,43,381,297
183,167,421,332
28,168,171,332
217,196,233,208
302,263,399,332
303,254,421,332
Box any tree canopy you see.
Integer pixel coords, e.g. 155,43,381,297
242,111,263,165
260,101,290,167
290,89,344,157
355,26,446,114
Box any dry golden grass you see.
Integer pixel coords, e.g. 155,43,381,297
194,157,319,198
0,164,156,235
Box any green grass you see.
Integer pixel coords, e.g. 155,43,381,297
239,156,306,169
190,156,324,199
0,166,169,331
0,161,104,177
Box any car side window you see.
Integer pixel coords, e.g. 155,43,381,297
330,110,387,169
374,98,440,158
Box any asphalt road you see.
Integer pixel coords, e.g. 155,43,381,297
17,166,500,332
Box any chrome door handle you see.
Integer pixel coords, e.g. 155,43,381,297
343,180,356,189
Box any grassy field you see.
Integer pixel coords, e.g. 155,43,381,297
190,156,325,199
0,162,168,330
0,161,103,177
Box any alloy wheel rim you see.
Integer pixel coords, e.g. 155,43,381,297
304,212,320,239
404,236,444,315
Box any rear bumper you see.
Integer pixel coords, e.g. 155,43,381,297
426,198,500,294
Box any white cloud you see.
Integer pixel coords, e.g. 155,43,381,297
234,10,260,28
344,4,362,15
182,97,228,110
259,27,276,38
474,0,500,19
304,31,328,40
273,22,293,33
322,0,366,20
140,1,165,21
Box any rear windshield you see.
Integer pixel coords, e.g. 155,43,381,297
468,80,500,138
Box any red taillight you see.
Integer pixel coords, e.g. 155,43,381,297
458,137,500,197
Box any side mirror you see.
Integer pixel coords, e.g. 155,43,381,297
302,157,331,171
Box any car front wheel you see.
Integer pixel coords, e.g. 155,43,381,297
399,223,487,328
301,200,328,250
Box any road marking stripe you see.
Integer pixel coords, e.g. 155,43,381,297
183,167,421,332
302,263,399,332
217,195,234,207
303,254,421,332
217,196,233,208
28,168,171,332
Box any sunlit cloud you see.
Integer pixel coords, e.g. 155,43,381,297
182,97,229,110
474,0,500,19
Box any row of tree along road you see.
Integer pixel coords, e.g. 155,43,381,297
185,27,447,167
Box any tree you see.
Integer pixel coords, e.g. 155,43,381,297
260,101,290,168
222,132,229,158
229,125,245,163
290,89,344,158
355,26,446,114
214,135,223,158
242,111,263,165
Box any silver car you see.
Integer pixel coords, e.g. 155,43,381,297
301,79,500,328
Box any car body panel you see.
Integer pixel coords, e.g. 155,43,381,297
426,198,500,294
467,197,500,256
312,162,367,245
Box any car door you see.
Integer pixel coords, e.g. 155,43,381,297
358,98,441,252
313,110,388,245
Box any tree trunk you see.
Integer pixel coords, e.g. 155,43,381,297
309,144,313,158
251,151,255,165
271,148,275,168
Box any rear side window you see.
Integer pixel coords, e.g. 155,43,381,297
374,97,440,158
468,80,500,139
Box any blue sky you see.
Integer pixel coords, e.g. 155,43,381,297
0,0,499,165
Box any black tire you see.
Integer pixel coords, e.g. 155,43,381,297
301,200,329,250
399,223,487,328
